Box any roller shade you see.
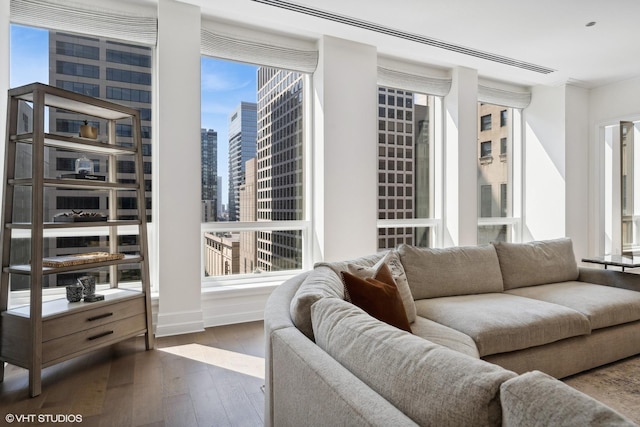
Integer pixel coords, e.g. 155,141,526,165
201,20,318,74
478,79,531,109
10,0,157,46
377,56,451,96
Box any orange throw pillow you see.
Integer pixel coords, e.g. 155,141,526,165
341,264,412,333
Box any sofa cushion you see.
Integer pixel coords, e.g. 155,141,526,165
414,293,591,357
341,264,412,332
346,250,416,323
410,316,479,358
314,252,386,275
397,244,504,299
494,238,579,290
506,281,640,330
290,266,344,340
311,297,517,427
291,253,385,340
500,370,636,427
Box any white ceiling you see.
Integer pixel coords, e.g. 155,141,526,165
179,0,640,89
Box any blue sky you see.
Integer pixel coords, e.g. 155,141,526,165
9,25,49,88
10,24,256,206
201,57,257,205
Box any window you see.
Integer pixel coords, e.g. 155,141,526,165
56,60,99,78
480,141,492,158
106,86,151,103
56,41,99,60
377,86,440,250
118,197,137,209
56,119,99,134
106,49,151,68
201,57,309,281
480,185,492,218
139,108,152,121
500,137,507,156
10,25,154,291
56,80,100,97
117,160,136,173
56,158,75,171
480,114,492,131
478,102,520,244
106,68,152,85
57,196,100,210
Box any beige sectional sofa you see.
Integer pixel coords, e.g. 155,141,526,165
264,238,640,426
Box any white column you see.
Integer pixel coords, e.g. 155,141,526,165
312,36,378,262
154,0,203,336
444,67,478,247
523,85,566,241
565,85,589,259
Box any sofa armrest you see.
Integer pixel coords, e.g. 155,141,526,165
271,327,418,427
577,267,640,292
264,272,309,427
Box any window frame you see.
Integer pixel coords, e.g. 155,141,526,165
200,67,313,288
6,22,158,304
480,114,492,131
376,85,444,250
480,141,492,158
477,105,523,244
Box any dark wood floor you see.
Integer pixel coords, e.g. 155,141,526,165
0,321,266,427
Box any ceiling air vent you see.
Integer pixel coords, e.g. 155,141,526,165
252,0,556,75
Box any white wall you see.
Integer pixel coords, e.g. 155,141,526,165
313,36,378,261
154,0,204,336
590,76,640,125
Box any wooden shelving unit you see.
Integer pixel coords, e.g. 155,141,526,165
0,83,154,397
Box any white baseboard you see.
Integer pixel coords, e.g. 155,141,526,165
154,308,205,337
201,283,278,328
149,282,280,335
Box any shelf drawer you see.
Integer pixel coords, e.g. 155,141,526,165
42,313,147,365
43,296,145,342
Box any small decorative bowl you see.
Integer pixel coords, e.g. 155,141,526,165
66,284,83,302
79,124,98,139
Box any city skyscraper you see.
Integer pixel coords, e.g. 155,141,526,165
217,174,223,220
201,128,218,222
377,87,433,249
239,158,257,274
414,94,432,247
256,67,304,271
228,102,257,222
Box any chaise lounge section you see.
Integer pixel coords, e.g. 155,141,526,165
264,238,640,426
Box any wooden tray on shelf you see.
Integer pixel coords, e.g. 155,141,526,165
42,252,125,268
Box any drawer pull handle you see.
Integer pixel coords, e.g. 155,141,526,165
87,330,114,341
87,312,113,322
